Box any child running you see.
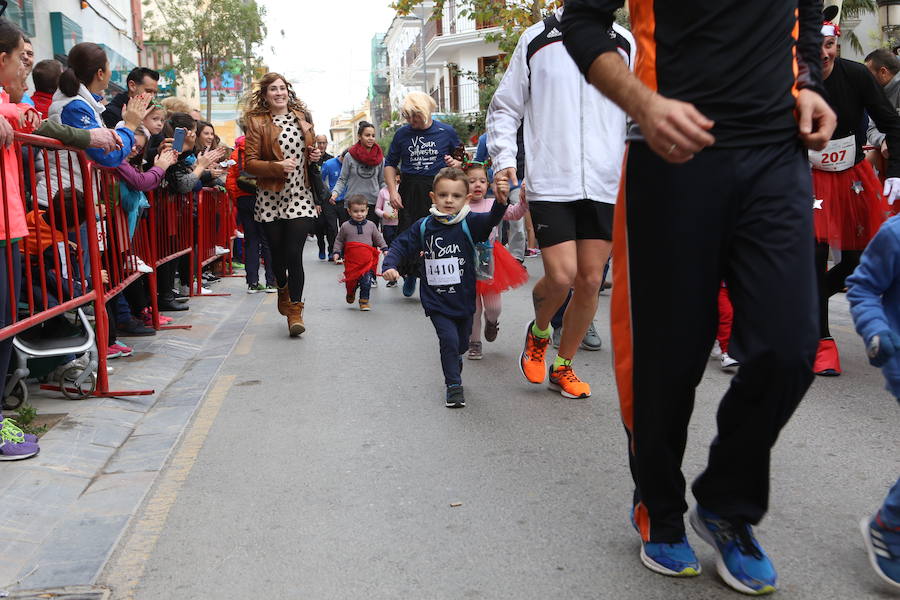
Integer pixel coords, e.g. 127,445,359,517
463,161,527,360
383,167,508,408
845,215,900,590
375,173,400,288
333,195,388,311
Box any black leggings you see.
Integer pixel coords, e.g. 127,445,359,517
261,217,315,302
815,242,861,338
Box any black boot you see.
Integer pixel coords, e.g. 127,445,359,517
159,292,189,312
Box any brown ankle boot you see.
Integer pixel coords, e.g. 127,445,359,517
286,301,305,336
277,285,290,315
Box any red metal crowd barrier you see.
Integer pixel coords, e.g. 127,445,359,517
0,132,239,404
146,185,194,329
194,188,233,296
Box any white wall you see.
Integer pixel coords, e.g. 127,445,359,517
31,0,139,74
841,12,882,63
385,20,420,115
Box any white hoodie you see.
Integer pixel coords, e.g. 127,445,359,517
486,8,634,205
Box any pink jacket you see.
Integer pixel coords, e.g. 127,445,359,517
0,91,36,240
374,187,398,226
468,194,528,242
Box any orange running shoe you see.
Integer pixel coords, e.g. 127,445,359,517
548,364,592,398
519,322,551,383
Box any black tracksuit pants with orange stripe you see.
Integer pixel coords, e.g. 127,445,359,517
613,141,818,543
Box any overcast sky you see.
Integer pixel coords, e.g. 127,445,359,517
259,0,398,139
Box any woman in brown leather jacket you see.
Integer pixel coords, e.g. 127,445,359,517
242,72,321,336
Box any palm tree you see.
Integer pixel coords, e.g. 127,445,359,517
840,0,877,54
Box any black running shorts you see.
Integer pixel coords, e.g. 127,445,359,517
528,199,614,248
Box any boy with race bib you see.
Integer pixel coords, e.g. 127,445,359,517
382,167,509,408
812,11,900,376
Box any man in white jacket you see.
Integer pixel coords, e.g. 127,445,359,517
487,5,634,399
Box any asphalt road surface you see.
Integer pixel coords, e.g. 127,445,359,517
101,246,900,599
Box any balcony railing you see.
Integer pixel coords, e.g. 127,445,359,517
430,81,481,115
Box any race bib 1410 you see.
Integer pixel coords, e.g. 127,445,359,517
424,257,460,286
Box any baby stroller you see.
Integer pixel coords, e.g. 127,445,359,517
2,307,98,409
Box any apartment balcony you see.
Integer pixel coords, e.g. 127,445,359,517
430,81,481,115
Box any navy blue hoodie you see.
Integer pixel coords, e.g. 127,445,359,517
383,202,506,318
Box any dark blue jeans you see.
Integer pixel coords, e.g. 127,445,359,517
430,313,473,386
358,272,372,300
236,196,275,287
382,225,398,247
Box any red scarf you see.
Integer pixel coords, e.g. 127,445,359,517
348,141,384,167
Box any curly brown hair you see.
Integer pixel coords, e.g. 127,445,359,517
242,72,312,123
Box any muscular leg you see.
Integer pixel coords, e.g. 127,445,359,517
532,241,577,331
558,239,612,360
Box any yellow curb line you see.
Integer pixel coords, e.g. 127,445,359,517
104,374,235,599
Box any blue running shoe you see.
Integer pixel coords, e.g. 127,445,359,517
860,513,900,589
690,505,777,595
318,249,326,260
402,276,417,297
631,506,701,577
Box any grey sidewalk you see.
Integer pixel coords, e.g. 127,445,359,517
0,274,261,594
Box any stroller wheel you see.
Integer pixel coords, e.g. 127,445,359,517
2,380,27,410
59,367,97,400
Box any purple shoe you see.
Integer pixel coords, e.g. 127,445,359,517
0,417,39,460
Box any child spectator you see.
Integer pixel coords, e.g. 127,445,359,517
333,195,387,311
382,167,508,408
116,128,179,331
31,59,61,119
845,216,900,590
24,188,123,358
463,161,524,360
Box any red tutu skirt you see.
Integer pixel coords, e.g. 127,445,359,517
813,160,888,250
476,243,529,295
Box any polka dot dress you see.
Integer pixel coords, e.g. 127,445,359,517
255,114,317,222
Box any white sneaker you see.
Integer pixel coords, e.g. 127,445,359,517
130,255,153,273
235,230,245,239
721,353,739,371
710,340,723,360
214,245,230,256
200,286,214,295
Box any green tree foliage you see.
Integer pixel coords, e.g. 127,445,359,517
142,0,266,122
391,0,562,66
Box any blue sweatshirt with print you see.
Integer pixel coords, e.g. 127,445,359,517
382,202,506,318
847,215,900,398
385,120,461,176
60,96,135,167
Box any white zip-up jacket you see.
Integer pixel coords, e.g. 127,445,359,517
486,8,634,205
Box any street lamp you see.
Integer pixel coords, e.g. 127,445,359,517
878,0,900,49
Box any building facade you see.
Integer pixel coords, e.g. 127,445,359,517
382,1,501,120
21,0,142,96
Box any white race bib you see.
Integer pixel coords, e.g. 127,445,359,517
810,135,856,172
424,257,461,286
